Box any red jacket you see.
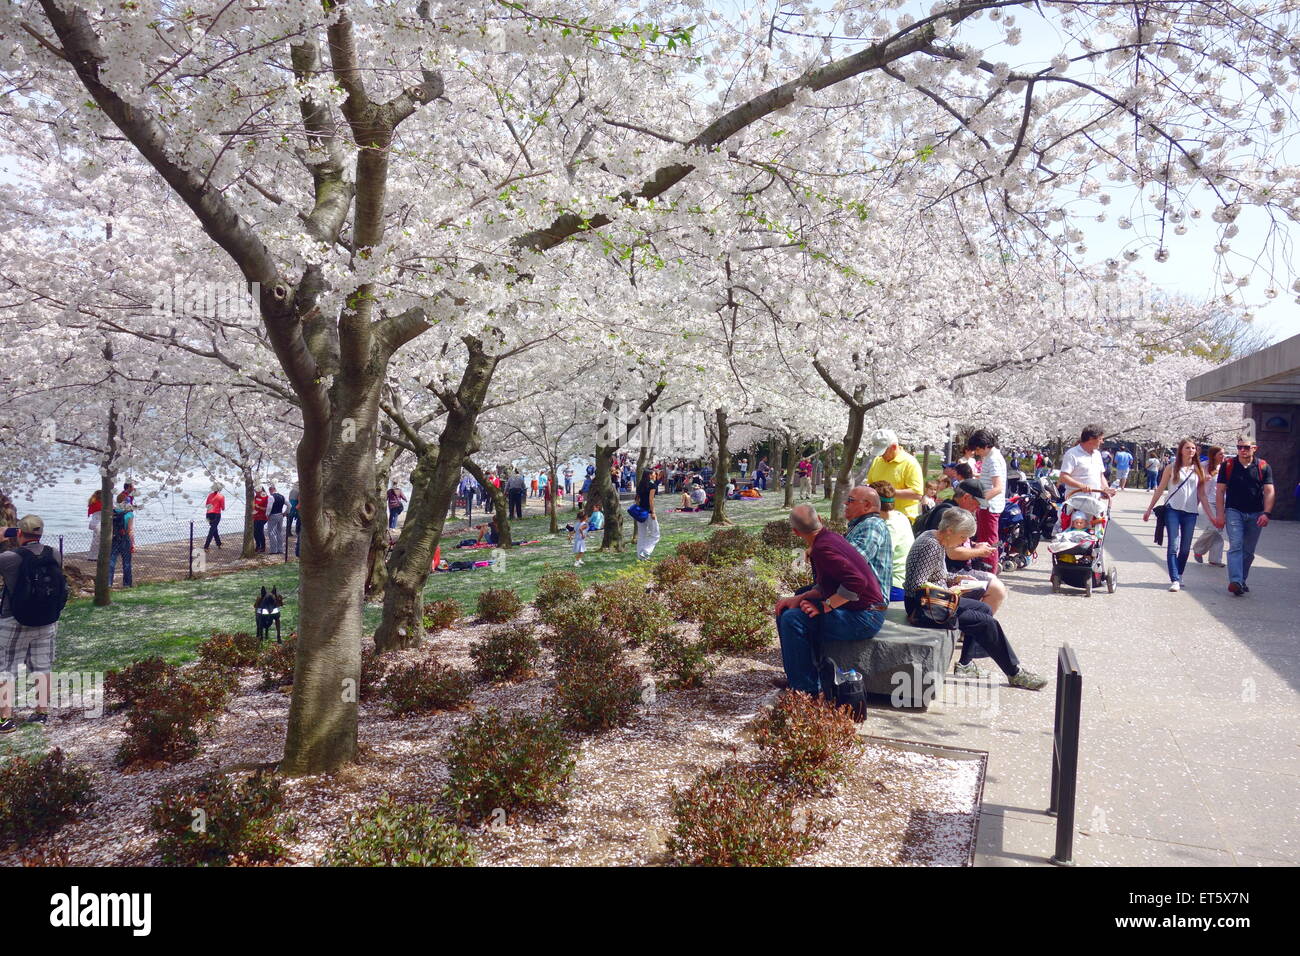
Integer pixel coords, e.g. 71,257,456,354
253,494,268,521
809,529,884,610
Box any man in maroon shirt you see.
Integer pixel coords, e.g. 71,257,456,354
773,504,887,694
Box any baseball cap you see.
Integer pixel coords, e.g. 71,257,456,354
18,515,44,536
941,461,958,470
954,479,985,502
869,428,900,458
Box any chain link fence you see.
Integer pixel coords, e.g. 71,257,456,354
57,515,297,589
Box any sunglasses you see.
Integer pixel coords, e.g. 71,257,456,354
1236,445,1254,451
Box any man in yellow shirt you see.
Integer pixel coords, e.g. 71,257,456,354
865,428,925,521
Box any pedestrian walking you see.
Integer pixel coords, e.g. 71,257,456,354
1114,448,1133,490
1214,437,1275,596
252,486,268,553
108,491,134,587
634,465,661,559
1145,453,1161,490
0,515,68,732
966,430,1006,574
1193,446,1226,567
387,481,406,530
506,470,526,519
86,489,103,557
797,456,813,499
571,511,589,567
204,483,225,549
1143,438,1208,592
266,483,288,553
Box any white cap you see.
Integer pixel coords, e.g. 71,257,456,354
869,428,900,458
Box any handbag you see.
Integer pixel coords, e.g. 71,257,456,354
627,504,649,523
1153,469,1194,545
908,583,960,629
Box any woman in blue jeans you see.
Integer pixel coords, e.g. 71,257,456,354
1143,439,1209,592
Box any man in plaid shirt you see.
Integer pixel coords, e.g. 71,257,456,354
844,485,892,600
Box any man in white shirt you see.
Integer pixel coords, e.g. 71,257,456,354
1058,424,1117,526
965,430,1005,573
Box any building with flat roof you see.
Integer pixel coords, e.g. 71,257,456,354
1187,332,1300,519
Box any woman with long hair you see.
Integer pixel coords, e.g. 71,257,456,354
1143,438,1208,591
1193,446,1227,567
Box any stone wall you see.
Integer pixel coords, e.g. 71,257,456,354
1248,402,1299,520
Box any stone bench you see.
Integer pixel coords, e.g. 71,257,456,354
819,608,956,709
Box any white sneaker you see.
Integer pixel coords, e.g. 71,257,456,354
1168,581,1181,592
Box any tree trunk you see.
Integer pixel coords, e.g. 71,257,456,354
822,446,836,500
281,390,381,777
464,458,512,548
372,342,497,652
594,448,623,550
240,468,257,559
709,407,732,526
364,450,398,598
93,472,114,607
783,435,797,508
831,405,866,520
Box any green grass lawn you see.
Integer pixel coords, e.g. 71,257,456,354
53,495,807,673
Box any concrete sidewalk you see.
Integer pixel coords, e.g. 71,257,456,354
868,492,1298,866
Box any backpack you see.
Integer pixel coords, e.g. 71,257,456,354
1221,457,1266,484
3,546,68,627
112,509,128,536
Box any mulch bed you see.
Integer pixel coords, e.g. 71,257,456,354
2,609,983,867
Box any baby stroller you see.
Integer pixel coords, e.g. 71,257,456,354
998,497,1032,572
1049,494,1117,597
998,472,1059,572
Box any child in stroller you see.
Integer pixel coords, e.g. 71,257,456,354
1048,495,1117,596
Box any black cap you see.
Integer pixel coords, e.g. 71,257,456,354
954,479,985,502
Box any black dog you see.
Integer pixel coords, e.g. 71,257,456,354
255,585,285,643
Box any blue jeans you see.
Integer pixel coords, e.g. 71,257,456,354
1146,470,1159,490
109,535,133,587
1165,507,1198,582
778,606,884,694
1225,508,1264,585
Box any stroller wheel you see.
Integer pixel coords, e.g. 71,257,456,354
1085,578,1093,598
1050,573,1061,593
1107,568,1117,593
1001,559,1015,573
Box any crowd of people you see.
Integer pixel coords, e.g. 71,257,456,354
771,422,1285,698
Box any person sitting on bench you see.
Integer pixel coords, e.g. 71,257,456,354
903,507,1046,690
772,503,887,695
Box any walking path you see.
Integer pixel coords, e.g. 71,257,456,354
871,492,1298,866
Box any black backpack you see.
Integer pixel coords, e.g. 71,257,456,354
112,509,128,536
3,546,69,627
819,658,867,721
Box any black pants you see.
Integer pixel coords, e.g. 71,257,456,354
508,489,524,519
907,595,1021,677
204,513,222,548
253,519,266,552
